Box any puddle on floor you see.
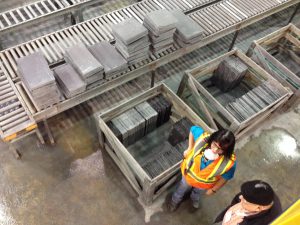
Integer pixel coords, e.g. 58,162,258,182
248,128,300,161
55,121,97,160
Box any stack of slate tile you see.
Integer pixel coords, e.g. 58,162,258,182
168,117,193,146
111,17,150,65
171,9,205,47
107,121,122,142
108,95,173,147
53,64,86,98
147,94,172,127
135,101,158,135
110,108,146,147
143,9,177,54
141,141,183,178
211,56,248,92
89,41,128,79
225,81,283,122
64,44,104,85
174,140,189,154
16,52,61,110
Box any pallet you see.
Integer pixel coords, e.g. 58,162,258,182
96,83,213,205
247,23,300,94
177,49,293,139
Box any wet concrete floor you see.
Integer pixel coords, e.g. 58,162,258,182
0,101,300,225
1,1,300,225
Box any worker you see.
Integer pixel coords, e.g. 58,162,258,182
213,180,282,225
166,126,236,212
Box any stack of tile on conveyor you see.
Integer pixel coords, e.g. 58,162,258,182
141,141,183,179
211,55,248,92
168,117,193,146
64,44,104,85
111,17,150,65
135,101,158,135
110,108,146,147
89,41,128,79
53,64,86,98
147,94,172,127
16,51,61,110
143,9,177,54
171,9,205,47
225,81,283,122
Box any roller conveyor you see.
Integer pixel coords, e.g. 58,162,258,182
0,0,297,142
0,0,215,36
0,0,104,35
0,0,295,81
0,0,218,80
0,63,36,142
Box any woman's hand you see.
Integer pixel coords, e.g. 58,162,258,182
183,149,191,158
205,189,216,196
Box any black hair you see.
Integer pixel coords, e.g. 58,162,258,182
206,129,235,158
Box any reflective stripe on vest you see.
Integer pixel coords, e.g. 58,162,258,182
184,132,210,175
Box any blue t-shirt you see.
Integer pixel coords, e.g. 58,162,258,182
190,126,236,180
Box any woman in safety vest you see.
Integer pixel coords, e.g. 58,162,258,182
167,126,236,212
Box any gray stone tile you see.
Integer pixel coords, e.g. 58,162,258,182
64,44,104,78
143,9,177,35
211,55,248,92
115,36,150,53
171,9,204,42
89,41,128,76
111,17,148,45
16,51,55,91
54,64,87,98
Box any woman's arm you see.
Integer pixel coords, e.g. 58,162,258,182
183,131,194,158
206,177,228,195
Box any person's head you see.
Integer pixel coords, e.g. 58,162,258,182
206,129,235,158
239,180,274,213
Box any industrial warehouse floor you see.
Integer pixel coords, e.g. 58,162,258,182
0,1,300,225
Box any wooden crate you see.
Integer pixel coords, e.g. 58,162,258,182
247,23,300,94
177,49,293,139
96,84,213,205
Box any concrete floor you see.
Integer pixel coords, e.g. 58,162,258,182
1,98,300,225
0,2,300,225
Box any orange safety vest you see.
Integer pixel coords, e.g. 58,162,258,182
181,132,236,189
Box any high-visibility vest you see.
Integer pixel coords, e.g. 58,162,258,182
181,132,236,189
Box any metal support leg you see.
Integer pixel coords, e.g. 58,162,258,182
36,126,45,145
288,3,300,24
9,142,21,159
43,119,55,145
228,30,239,51
0,39,3,51
150,70,156,88
70,13,76,25
77,8,84,23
